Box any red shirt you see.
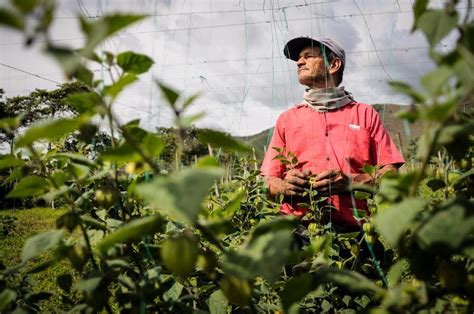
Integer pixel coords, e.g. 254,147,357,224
261,102,405,228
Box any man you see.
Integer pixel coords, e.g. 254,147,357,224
261,37,405,231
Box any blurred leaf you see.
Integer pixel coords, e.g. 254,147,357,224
421,66,452,95
117,51,154,74
423,96,459,122
0,8,24,30
279,274,314,312
375,197,427,247
196,156,219,168
412,0,429,31
21,230,64,262
0,289,17,311
143,133,164,157
7,175,49,198
52,153,96,167
198,129,252,153
209,290,228,314
12,0,37,13
221,228,293,283
387,259,408,288
313,268,385,296
251,216,299,239
417,10,458,46
156,81,180,108
416,198,474,251
80,14,146,53
46,45,81,78
0,114,24,131
137,167,224,225
16,117,86,147
388,81,425,103
100,144,141,163
99,215,163,254
76,276,102,294
0,155,24,170
104,73,137,99
73,64,94,86
67,92,103,114
179,112,205,127
182,92,202,109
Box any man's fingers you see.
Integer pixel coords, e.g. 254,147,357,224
289,177,308,187
286,169,309,179
315,169,338,181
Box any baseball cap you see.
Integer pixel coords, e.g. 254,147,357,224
283,36,345,69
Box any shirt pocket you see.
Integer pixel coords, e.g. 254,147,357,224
346,127,371,171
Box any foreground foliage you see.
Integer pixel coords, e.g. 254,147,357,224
0,0,472,312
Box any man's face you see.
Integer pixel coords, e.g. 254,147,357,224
296,46,330,87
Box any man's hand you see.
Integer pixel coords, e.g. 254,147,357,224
312,169,349,194
266,169,310,197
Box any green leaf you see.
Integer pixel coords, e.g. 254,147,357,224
388,81,425,103
0,114,24,131
251,216,299,239
52,153,96,167
417,10,458,46
76,276,103,294
416,198,474,251
12,0,37,13
143,133,164,157
0,289,17,311
21,230,64,262
209,290,228,314
0,155,24,170
16,117,86,147
80,14,146,53
422,96,458,122
73,64,94,86
279,274,314,312
386,259,408,288
156,81,180,108
412,0,429,31
100,144,141,163
196,156,219,168
221,228,293,283
375,197,427,247
313,268,385,296
98,215,163,254
136,167,224,225
66,92,103,114
46,45,81,78
198,129,252,153
0,8,24,30
163,281,183,302
182,92,202,109
104,73,137,99
420,66,452,95
211,188,246,220
179,112,205,127
7,175,49,198
117,51,154,74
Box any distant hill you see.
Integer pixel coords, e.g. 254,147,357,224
237,104,422,161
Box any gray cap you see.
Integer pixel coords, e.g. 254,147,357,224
283,36,345,69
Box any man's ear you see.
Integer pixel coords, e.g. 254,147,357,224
329,58,342,75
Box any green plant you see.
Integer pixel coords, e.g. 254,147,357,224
0,0,472,313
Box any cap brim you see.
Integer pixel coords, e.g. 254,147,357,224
283,37,326,61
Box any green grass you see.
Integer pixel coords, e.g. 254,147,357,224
0,207,80,311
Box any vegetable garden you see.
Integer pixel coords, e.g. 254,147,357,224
0,0,473,312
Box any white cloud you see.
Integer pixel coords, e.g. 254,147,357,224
0,0,469,136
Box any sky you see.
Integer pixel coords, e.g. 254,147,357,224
0,0,472,136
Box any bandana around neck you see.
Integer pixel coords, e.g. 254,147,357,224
301,86,354,112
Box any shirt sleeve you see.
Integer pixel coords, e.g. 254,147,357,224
261,114,287,177
369,109,405,167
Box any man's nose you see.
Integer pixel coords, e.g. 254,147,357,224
297,57,305,67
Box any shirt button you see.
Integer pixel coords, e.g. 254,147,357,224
326,157,330,161
325,132,328,136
